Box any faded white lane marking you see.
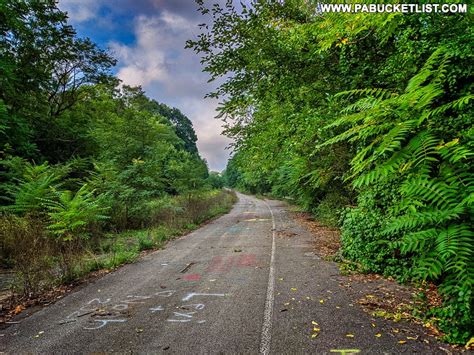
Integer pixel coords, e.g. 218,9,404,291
259,199,276,355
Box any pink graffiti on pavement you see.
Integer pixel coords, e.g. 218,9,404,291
206,254,257,273
183,273,202,281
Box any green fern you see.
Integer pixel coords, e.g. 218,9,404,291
5,162,64,215
44,184,109,241
324,46,474,342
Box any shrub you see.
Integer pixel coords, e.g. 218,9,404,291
327,48,474,343
341,186,413,281
4,162,64,215
44,184,109,241
313,191,350,228
0,215,56,296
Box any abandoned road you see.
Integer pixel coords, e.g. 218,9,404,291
1,193,443,354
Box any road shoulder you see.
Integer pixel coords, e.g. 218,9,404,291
266,198,458,354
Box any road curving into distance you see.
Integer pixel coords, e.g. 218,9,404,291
1,193,443,354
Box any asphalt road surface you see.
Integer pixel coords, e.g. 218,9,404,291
1,193,443,354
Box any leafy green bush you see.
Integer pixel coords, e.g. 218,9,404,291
341,186,413,281
137,231,155,251
327,48,473,343
0,215,56,296
313,192,350,228
143,196,184,227
4,162,65,215
190,1,472,344
206,171,225,189
44,184,109,241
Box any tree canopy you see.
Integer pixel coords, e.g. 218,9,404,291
1,0,213,230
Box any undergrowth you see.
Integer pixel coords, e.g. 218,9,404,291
0,189,236,300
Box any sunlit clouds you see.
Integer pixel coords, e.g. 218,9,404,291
59,0,231,171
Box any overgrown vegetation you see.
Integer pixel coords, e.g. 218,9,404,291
0,190,236,296
0,2,230,301
188,0,473,344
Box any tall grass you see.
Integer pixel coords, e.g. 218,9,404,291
0,189,237,298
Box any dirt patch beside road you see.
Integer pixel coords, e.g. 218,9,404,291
293,212,340,258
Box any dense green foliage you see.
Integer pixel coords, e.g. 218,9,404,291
189,0,473,343
1,1,211,227
0,1,230,297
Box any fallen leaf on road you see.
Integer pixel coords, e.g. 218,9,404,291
406,336,417,340
319,299,325,304
346,333,355,338
311,333,319,338
313,328,320,332
330,349,361,354
375,333,382,338
284,302,290,306
291,288,297,291
14,305,24,314
398,340,406,344
312,321,318,325
34,331,44,339
371,323,376,328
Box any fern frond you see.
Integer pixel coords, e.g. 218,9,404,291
384,206,465,235
341,97,381,114
335,87,395,100
406,47,447,92
400,178,458,210
428,95,474,118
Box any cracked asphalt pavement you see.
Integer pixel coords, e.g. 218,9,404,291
1,193,445,354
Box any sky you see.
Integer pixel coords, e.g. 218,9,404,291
58,0,232,172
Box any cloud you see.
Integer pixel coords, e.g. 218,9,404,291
59,0,102,22
109,11,195,91
60,0,216,24
58,0,232,171
109,16,169,87
109,10,232,171
178,98,232,171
